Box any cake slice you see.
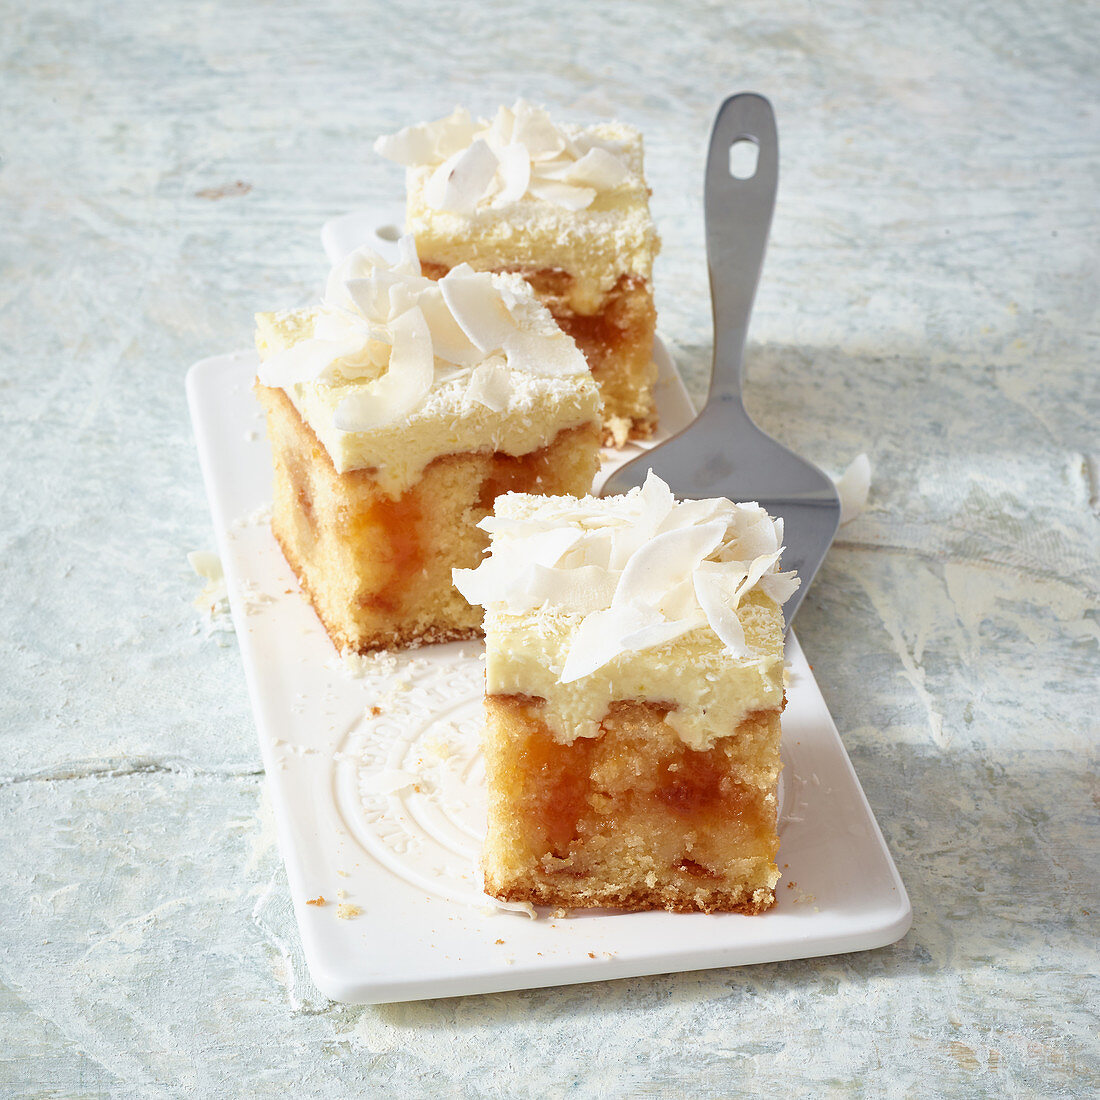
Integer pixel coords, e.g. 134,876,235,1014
453,473,800,913
254,239,601,652
375,100,661,447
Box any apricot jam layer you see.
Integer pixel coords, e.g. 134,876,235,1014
515,708,597,858
352,490,424,614
500,697,771,866
475,446,559,513
654,744,769,845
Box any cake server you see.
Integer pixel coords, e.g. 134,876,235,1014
601,92,840,626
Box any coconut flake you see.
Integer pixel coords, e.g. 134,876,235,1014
466,359,512,411
731,551,784,608
477,524,581,577
560,604,650,683
602,473,674,569
373,106,475,166
416,285,482,366
619,612,707,655
560,146,630,190
373,126,435,167
502,326,586,378
424,138,498,214
758,569,801,606
724,510,782,561
454,525,586,609
395,233,421,276
527,179,597,210
526,564,619,614
325,246,390,310
659,495,734,533
656,575,701,621
483,104,516,149
836,453,872,524
333,306,433,431
611,521,727,610
692,567,750,658
439,269,518,352
187,550,223,583
512,100,566,158
257,333,366,388
494,143,532,206
344,270,403,322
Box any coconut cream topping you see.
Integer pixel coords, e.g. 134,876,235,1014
254,239,600,493
375,100,639,214
375,103,659,314
453,473,799,748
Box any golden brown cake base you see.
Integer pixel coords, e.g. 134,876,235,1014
422,262,657,446
256,383,601,652
482,695,782,914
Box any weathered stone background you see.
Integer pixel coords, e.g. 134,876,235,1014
1,1,1096,1096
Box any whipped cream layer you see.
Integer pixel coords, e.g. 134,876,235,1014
453,474,800,748
255,241,601,496
376,102,659,315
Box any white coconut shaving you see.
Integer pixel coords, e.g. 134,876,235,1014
453,472,799,679
835,453,872,525
375,100,637,213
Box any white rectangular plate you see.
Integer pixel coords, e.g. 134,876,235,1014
187,343,909,1005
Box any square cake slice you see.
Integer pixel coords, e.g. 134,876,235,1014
453,473,801,913
375,100,661,447
254,239,601,653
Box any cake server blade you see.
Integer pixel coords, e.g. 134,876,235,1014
601,92,840,627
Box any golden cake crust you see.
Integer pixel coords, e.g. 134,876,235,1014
483,880,778,916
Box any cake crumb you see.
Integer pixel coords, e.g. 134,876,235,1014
306,896,326,906
484,897,537,919
187,550,232,632
337,902,363,919
231,503,273,530
495,939,505,945
587,952,597,959
605,416,631,448
423,736,454,761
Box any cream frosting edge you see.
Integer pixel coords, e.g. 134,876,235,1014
255,307,601,496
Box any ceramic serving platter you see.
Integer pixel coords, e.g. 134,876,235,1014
186,309,910,1003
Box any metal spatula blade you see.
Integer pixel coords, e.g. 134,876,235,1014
601,93,840,626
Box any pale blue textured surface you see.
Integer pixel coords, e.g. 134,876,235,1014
1,1,1097,1096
